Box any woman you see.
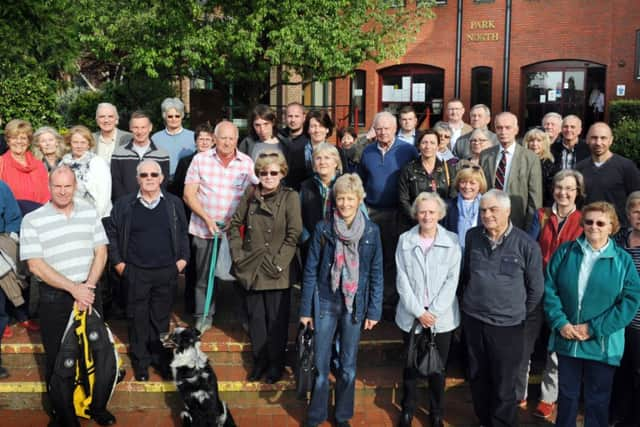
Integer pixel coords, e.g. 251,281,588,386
299,173,383,427
228,150,301,384
0,120,50,210
61,125,112,218
32,126,65,172
611,192,640,425
398,130,454,231
432,123,456,163
467,128,493,165
337,127,361,173
238,104,289,161
442,161,487,251
525,128,557,207
544,202,640,427
520,169,585,418
395,192,461,427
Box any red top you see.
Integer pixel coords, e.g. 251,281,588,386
0,151,50,205
538,207,583,269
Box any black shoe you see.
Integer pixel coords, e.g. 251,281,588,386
0,366,9,379
398,412,413,427
247,363,267,382
151,362,172,380
264,367,283,384
430,414,444,427
134,366,149,381
337,422,351,427
93,410,116,426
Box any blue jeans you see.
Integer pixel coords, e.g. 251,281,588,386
556,354,616,427
306,298,363,425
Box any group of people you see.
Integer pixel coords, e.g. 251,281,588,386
0,96,639,427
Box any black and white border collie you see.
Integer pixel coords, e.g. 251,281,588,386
163,326,236,427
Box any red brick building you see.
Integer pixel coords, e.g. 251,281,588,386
328,0,640,133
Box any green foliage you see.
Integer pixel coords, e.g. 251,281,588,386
609,100,640,126
58,88,104,129
613,118,640,166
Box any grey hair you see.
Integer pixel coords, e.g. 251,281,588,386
214,120,239,139
312,142,343,174
33,126,66,161
482,189,511,209
95,102,119,120
160,97,185,119
494,111,518,127
373,111,397,128
136,159,163,175
432,121,451,134
470,104,491,117
553,169,585,203
562,114,582,127
470,127,492,140
410,191,447,220
542,112,562,123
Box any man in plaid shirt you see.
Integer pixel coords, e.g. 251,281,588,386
184,121,257,331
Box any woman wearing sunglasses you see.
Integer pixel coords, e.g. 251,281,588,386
544,201,640,427
228,150,302,384
466,128,493,165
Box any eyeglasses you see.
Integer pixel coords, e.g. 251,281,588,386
259,171,280,177
437,134,451,139
258,152,279,158
470,138,489,143
167,115,181,119
584,219,609,227
459,164,482,171
139,172,160,178
554,186,577,192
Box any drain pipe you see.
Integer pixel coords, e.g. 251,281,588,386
454,0,463,98
502,0,512,111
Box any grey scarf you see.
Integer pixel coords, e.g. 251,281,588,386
330,210,365,313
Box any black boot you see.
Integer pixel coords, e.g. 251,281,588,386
398,411,413,427
430,414,444,427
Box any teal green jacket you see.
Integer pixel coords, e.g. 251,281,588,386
544,236,640,366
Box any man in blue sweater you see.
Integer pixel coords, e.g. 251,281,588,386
358,111,418,314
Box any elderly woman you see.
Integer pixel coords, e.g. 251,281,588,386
544,201,640,427
300,173,383,427
432,123,456,163
152,97,195,178
467,128,493,165
60,125,112,219
0,120,50,209
398,130,455,231
32,126,65,172
228,150,301,384
525,128,557,207
395,192,461,427
442,161,487,251
519,169,585,418
238,104,289,161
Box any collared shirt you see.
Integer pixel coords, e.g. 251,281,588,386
397,130,415,145
577,238,610,308
494,142,517,187
483,222,513,251
132,142,151,159
137,190,164,210
184,149,258,239
560,142,578,170
96,130,119,163
376,139,395,157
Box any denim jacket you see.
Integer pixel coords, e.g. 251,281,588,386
299,218,383,323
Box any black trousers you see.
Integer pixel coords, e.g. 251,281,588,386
611,327,640,425
401,330,453,418
463,313,525,427
124,264,176,371
245,288,290,371
368,207,399,308
515,303,545,399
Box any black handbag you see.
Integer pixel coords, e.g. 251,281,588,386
295,322,316,399
407,320,444,377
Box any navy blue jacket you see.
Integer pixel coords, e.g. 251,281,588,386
299,218,383,323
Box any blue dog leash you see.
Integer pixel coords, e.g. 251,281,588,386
203,222,225,320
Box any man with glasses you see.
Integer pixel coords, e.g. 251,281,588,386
184,121,257,332
105,160,189,381
446,99,473,153
577,122,640,228
453,104,498,159
111,111,170,201
152,97,195,181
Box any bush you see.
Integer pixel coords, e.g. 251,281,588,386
613,117,640,166
58,87,105,128
609,100,640,126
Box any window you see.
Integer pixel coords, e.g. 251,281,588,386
303,80,333,108
474,0,494,3
350,70,366,127
471,67,492,109
418,0,445,4
636,30,640,79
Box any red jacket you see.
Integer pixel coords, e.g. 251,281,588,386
538,207,583,269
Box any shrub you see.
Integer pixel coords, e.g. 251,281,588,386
609,100,640,126
613,117,640,166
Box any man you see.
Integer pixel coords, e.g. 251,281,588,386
279,102,307,144
184,121,257,332
480,112,542,231
152,97,195,180
445,99,473,153
577,122,640,228
111,111,170,201
106,160,189,381
20,166,113,426
551,115,589,170
396,105,422,145
453,104,498,159
358,111,418,312
92,103,132,164
462,189,544,427
281,102,310,191
542,112,563,145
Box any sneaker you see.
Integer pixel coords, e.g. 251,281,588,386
0,366,9,379
3,326,12,339
18,320,40,332
534,401,555,418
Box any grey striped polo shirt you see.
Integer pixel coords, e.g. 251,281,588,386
20,198,108,283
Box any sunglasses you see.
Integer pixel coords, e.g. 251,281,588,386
259,171,280,177
167,115,181,119
460,164,482,171
258,152,279,158
584,219,609,227
139,172,160,178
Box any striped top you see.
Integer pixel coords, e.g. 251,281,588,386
616,229,640,330
19,199,108,283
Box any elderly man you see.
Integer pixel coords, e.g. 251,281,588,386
184,121,257,332
446,99,472,152
453,104,498,159
551,115,589,171
358,111,418,312
480,112,542,231
111,111,170,201
577,122,640,228
462,189,544,427
396,105,423,145
20,165,113,426
92,103,132,164
151,97,195,179
542,112,563,145
106,160,189,381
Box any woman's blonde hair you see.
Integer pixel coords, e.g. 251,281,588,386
4,119,33,143
581,201,620,235
524,128,554,163
453,160,488,194
254,149,288,176
65,125,96,151
32,126,66,160
333,173,365,201
312,142,343,174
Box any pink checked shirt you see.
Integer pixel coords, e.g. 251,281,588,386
185,149,257,239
